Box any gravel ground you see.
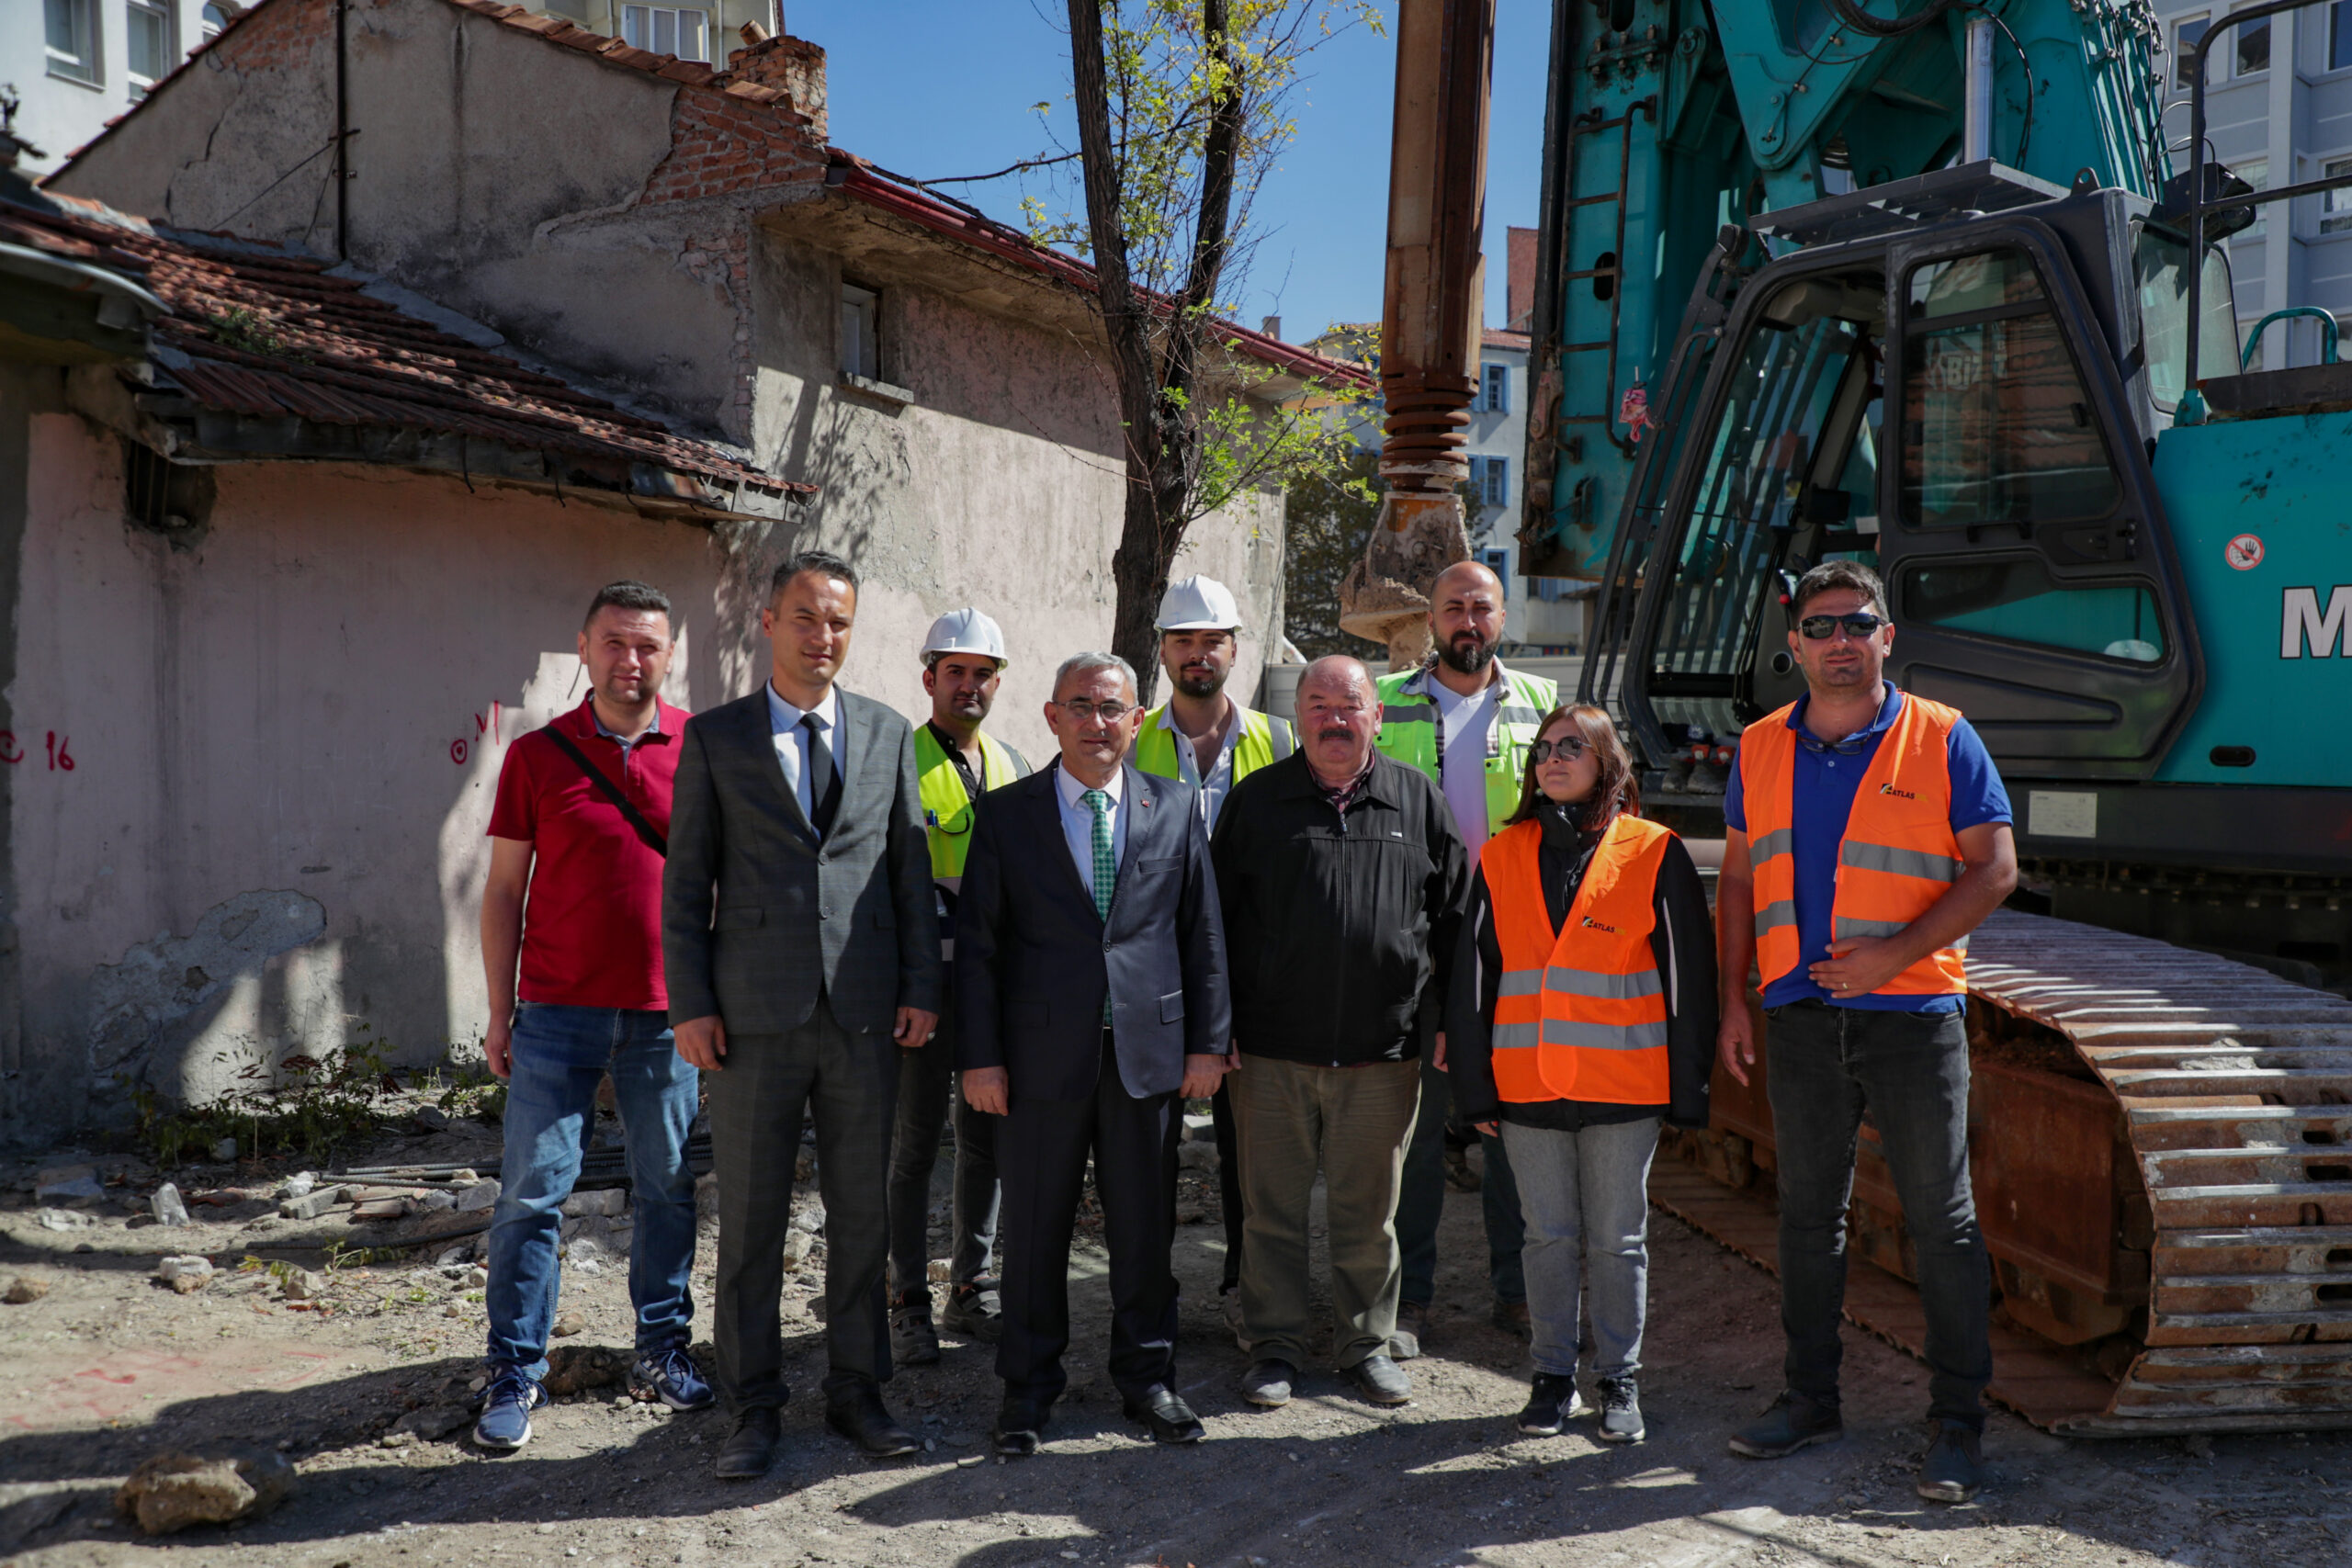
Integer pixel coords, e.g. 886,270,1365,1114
2,1122,2348,1567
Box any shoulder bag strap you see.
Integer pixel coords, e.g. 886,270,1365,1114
541,725,668,857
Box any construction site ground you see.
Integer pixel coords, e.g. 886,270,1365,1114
2,1116,2346,1568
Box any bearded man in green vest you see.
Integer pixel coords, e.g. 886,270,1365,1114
889,607,1032,1367
1130,573,1294,1335
1377,558,1555,1356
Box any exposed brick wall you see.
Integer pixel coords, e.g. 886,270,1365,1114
638,81,824,206
723,35,827,141
187,0,333,79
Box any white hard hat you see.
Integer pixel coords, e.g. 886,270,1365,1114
1155,574,1244,632
920,606,1009,667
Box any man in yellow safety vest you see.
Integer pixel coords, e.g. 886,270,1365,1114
1375,558,1556,1356
1130,573,1294,1332
890,607,1031,1367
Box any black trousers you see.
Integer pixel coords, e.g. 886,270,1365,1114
996,1033,1182,1407
1211,1078,1243,1292
706,995,897,1411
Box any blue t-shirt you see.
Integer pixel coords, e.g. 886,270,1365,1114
1724,684,2011,1013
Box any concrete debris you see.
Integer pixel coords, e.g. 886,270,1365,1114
789,1201,825,1235
466,1266,490,1289
278,1185,345,1220
36,1164,107,1202
5,1274,51,1303
152,1182,191,1227
156,1256,215,1293
414,1188,457,1212
279,1171,318,1199
456,1179,501,1213
1182,1111,1216,1144
928,1258,953,1283
1177,1140,1220,1173
552,1311,587,1338
349,1198,410,1222
116,1450,293,1536
378,1430,416,1450
281,1268,328,1302
561,1188,629,1219
414,1105,453,1132
211,1137,240,1163
391,1404,471,1440
37,1208,96,1231
35,1162,97,1189
436,1246,471,1267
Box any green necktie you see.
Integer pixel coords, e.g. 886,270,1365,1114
1084,788,1115,1023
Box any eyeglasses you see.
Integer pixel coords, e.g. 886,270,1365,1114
1797,611,1888,641
1054,699,1134,723
1529,736,1589,764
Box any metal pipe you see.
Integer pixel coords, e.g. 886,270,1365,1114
1963,17,1995,164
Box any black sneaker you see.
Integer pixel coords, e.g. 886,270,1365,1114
1515,1373,1589,1436
1596,1375,1645,1444
1727,1391,1843,1459
888,1290,940,1367
940,1281,1001,1343
1917,1421,1984,1503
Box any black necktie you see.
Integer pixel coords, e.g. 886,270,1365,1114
801,713,842,837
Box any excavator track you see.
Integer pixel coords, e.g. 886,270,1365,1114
1651,907,2352,1435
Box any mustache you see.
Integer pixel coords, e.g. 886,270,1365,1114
1317,727,1356,742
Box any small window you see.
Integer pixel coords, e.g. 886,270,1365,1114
2324,157,2352,235
1901,248,2119,526
1480,362,1509,413
1904,558,2165,663
2132,226,2237,409
840,283,878,379
200,2,230,39
2335,1,2352,71
127,0,173,90
1466,454,1509,509
2174,15,2209,90
621,4,707,61
47,0,100,84
1480,547,1510,595
2233,8,2269,75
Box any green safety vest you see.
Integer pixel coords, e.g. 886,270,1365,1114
914,725,1028,886
1131,703,1295,787
1374,662,1557,847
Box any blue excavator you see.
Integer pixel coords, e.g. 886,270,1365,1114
1507,0,2352,1431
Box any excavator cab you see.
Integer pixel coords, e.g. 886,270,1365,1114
1612,165,2226,811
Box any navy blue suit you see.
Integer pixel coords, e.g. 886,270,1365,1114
955,760,1232,1404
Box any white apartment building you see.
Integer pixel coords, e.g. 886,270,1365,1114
11,0,240,175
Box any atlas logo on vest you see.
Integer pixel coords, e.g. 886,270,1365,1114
1579,914,1619,932
1878,783,1917,799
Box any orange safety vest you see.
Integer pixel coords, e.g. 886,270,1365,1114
1481,813,1674,1104
1737,691,1970,998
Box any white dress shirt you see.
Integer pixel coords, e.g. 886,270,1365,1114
764,682,846,828
1429,673,1500,848
1054,761,1128,906
1155,701,1240,831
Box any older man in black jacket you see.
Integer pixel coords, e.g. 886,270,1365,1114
1209,654,1470,1410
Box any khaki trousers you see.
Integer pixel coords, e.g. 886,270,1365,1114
1231,1053,1421,1371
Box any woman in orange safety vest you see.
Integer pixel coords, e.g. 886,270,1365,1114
1446,704,1716,1447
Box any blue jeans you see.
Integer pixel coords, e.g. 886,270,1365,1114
1500,1116,1659,1379
1765,999,1991,1430
1398,1050,1526,1307
486,1003,700,1381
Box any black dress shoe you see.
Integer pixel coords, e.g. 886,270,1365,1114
1121,1386,1205,1445
825,1382,921,1459
714,1408,780,1480
991,1398,1049,1457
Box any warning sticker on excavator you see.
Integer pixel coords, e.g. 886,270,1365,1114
2029,791,2098,840
2226,534,2265,570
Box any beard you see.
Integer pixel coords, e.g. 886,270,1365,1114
1173,668,1226,699
1437,633,1497,677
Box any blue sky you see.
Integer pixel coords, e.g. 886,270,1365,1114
796,1,1554,344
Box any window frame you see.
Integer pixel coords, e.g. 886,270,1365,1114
2173,13,2211,91
1479,361,1509,413
127,0,175,92
1478,546,1510,596
2334,0,2352,73
839,280,880,381
1897,552,2170,668
46,0,103,86
2229,4,2270,78
2321,153,2352,236
620,4,708,62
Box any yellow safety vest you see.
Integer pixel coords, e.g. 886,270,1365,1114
1131,703,1295,785
914,725,1027,886
1374,662,1557,846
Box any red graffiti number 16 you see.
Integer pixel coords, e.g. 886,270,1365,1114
46,731,74,772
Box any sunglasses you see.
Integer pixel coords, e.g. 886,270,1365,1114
1529,736,1589,765
1798,611,1888,641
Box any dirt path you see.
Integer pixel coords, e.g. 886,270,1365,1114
2,1134,2346,1567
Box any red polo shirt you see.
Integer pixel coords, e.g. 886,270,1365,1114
487,695,690,1011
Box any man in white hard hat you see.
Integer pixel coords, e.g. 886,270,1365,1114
1131,573,1295,1329
889,607,1032,1366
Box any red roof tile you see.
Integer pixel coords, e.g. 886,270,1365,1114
2,196,805,500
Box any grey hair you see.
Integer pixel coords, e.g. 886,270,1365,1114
1297,654,1372,698
1053,650,1138,700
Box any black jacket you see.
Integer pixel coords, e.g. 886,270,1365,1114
1210,750,1471,1066
1445,804,1717,1130
953,761,1232,1102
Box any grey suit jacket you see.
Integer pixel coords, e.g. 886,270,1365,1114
953,761,1231,1101
662,684,942,1036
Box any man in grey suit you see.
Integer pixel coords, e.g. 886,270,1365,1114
663,549,942,1479
956,651,1232,1456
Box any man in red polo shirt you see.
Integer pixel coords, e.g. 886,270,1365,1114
473,580,713,1450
